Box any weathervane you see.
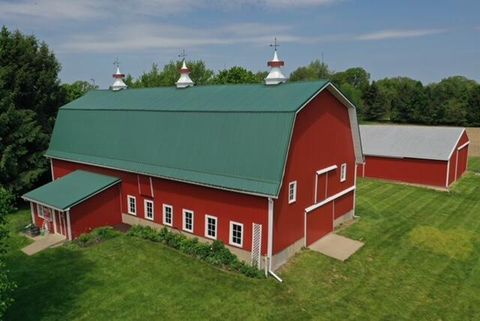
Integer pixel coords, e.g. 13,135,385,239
113,57,120,68
178,49,187,60
269,37,279,51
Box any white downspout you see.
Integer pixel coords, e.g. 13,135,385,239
66,210,72,240
267,197,283,283
30,202,35,225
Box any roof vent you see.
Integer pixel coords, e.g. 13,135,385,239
110,58,127,91
176,59,194,89
265,38,287,86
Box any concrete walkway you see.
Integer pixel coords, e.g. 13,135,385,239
309,234,364,261
21,234,66,256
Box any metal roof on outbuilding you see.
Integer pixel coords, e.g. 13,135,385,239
360,125,466,161
46,81,361,197
22,170,120,211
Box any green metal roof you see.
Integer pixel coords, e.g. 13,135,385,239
46,81,331,197
22,170,120,211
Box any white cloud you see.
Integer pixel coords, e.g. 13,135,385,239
0,0,342,22
356,29,447,41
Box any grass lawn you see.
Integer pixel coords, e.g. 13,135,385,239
4,160,480,320
469,156,480,172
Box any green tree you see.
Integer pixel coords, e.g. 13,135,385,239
62,80,98,101
390,79,428,124
363,81,387,120
0,91,49,195
0,26,66,132
212,66,263,84
0,188,15,318
332,67,370,92
427,76,476,125
466,85,480,126
339,83,365,118
289,59,332,82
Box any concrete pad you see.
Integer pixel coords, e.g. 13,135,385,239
309,234,364,261
21,234,66,256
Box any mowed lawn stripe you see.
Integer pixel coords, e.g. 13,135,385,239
4,158,480,321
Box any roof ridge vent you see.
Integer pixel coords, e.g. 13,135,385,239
176,50,194,89
265,38,287,86
110,58,128,91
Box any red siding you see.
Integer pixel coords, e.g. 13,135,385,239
70,184,121,238
273,90,357,254
52,159,269,254
452,131,469,183
334,192,354,219
306,202,333,246
364,156,448,188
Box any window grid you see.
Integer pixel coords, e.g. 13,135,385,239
205,216,217,239
127,196,136,215
163,205,173,226
230,222,243,247
183,210,194,232
145,200,154,220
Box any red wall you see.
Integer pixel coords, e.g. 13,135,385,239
273,90,357,254
363,156,448,187
52,159,269,254
363,130,469,188
306,202,333,246
70,185,121,238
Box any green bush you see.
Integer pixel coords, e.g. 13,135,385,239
75,227,121,248
127,225,265,279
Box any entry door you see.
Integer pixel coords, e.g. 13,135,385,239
56,212,68,237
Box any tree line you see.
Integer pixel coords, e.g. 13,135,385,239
1,25,480,199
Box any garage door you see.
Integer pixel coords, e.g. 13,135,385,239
306,202,334,246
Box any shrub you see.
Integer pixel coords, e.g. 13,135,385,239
127,225,265,279
75,227,121,248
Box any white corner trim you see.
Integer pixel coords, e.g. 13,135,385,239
149,177,155,197
50,159,55,180
229,221,244,248
316,165,338,175
204,214,218,240
445,159,450,188
305,185,356,213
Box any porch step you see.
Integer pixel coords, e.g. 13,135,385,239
21,234,67,256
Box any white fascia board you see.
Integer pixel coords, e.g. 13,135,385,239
316,165,338,175
305,185,355,213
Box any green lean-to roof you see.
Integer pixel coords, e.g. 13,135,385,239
22,170,120,211
45,81,335,197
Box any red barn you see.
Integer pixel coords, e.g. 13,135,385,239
359,125,469,189
22,56,363,272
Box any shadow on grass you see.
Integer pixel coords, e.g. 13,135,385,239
4,245,96,321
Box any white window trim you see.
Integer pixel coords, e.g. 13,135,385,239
340,163,347,182
163,204,173,226
205,215,218,240
229,221,244,248
127,195,136,215
288,181,297,204
182,209,194,233
144,199,154,221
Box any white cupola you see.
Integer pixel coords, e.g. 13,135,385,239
110,59,127,91
265,38,287,86
176,59,194,89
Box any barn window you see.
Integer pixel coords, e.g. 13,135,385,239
205,215,217,239
288,181,297,204
229,221,243,247
144,200,154,221
127,195,136,215
340,163,347,182
163,204,173,226
183,209,194,233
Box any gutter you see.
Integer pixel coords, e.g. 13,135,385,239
267,197,283,283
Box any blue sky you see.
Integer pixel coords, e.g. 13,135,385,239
1,0,479,88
